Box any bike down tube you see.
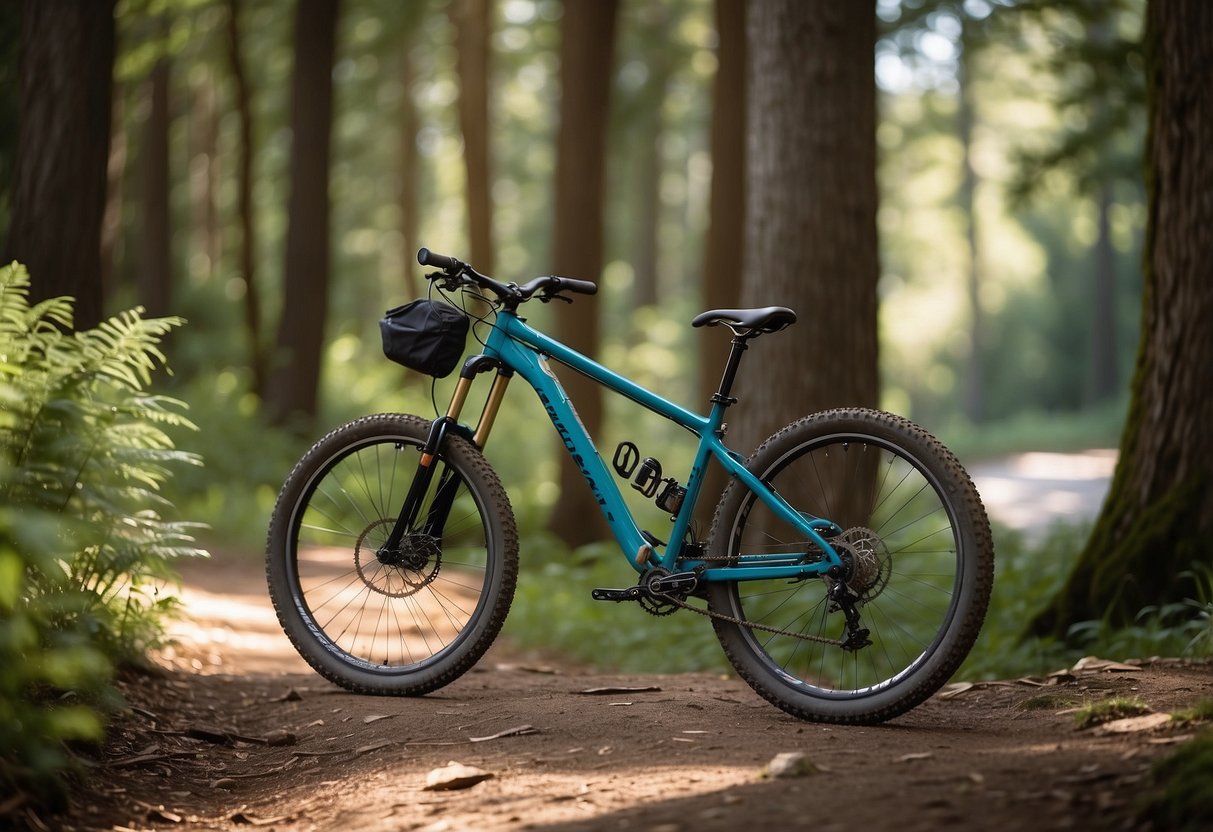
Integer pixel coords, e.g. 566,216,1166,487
484,312,843,579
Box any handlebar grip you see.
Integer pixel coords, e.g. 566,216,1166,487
417,247,460,271
554,277,598,296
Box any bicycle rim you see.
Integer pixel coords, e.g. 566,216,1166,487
715,430,967,699
285,433,495,675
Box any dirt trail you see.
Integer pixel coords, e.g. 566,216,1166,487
51,550,1211,832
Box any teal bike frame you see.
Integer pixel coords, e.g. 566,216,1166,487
464,309,844,583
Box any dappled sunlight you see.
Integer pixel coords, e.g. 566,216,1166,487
160,577,311,676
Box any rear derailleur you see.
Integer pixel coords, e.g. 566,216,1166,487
826,567,873,652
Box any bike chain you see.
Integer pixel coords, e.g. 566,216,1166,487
650,585,845,648
647,542,868,648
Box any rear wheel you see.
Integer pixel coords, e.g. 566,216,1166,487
706,408,992,724
266,413,518,695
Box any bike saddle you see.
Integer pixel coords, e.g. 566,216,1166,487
691,306,797,335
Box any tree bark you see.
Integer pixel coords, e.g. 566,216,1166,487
958,28,984,425
1029,0,1213,637
398,37,422,297
1089,180,1119,403
548,0,619,548
187,72,221,286
733,0,879,453
100,80,127,300
138,53,171,318
226,0,266,396
452,0,493,276
697,0,746,518
4,0,116,329
265,0,339,427
629,6,671,312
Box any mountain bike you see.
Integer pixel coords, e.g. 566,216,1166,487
266,248,994,725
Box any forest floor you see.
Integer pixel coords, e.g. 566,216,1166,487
39,448,1213,832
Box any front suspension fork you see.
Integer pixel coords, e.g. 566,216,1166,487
378,362,511,556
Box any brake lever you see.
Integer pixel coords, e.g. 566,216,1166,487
539,293,573,304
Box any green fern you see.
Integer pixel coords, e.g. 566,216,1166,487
0,262,205,805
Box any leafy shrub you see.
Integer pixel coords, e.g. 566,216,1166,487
0,263,203,806
1138,731,1213,831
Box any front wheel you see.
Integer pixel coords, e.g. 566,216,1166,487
266,413,518,695
705,408,993,724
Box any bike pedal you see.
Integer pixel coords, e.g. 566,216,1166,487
591,586,643,603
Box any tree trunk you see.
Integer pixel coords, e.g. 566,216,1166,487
100,79,127,300
187,71,221,286
138,53,171,318
452,0,493,276
1089,180,1119,403
957,31,984,424
4,0,116,329
226,0,265,397
629,7,671,312
398,39,422,297
1029,0,1213,637
265,0,339,427
697,0,746,518
733,0,879,454
547,0,619,548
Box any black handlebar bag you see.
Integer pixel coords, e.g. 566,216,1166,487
379,299,469,378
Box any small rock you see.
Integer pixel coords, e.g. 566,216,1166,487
265,729,297,747
765,751,817,778
211,778,237,790
424,762,494,791
277,688,304,702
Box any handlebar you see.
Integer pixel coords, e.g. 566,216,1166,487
417,247,461,271
417,247,597,308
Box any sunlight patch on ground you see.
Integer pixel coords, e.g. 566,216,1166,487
158,583,312,675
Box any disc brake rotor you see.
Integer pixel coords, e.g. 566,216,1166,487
354,519,441,598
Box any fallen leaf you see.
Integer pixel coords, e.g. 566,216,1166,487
579,685,662,695
230,810,290,826
494,663,558,675
363,714,395,724
1071,656,1142,673
424,762,494,791
1098,713,1172,734
897,752,934,763
938,682,976,700
1147,734,1193,745
356,740,397,756
468,725,539,742
145,807,183,824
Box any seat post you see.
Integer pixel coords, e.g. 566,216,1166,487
711,335,751,407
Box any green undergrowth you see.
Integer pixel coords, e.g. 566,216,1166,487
1137,731,1213,831
0,264,203,807
1071,696,1151,729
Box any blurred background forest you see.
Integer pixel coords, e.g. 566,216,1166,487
0,0,1147,553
